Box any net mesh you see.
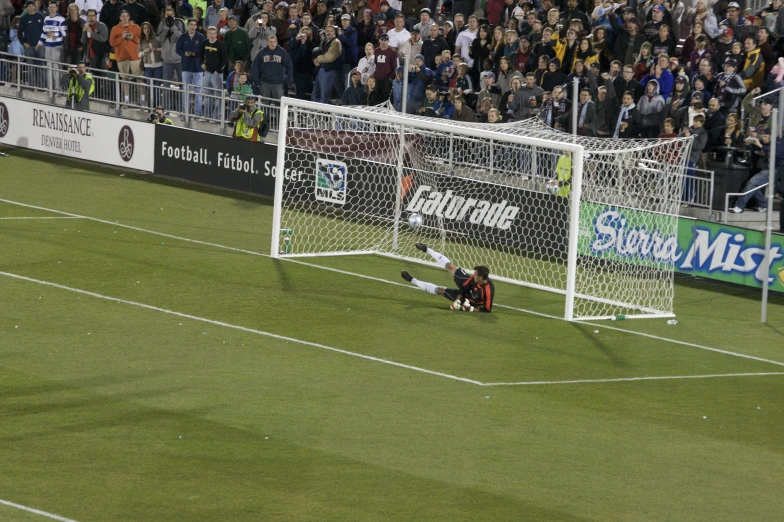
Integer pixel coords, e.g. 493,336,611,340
276,102,693,320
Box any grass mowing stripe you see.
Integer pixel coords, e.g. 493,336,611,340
482,372,784,386
0,270,484,386
3,196,784,372
0,217,84,220
0,499,78,522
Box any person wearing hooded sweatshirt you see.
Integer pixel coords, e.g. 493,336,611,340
538,84,570,128
586,68,619,137
405,53,433,113
541,56,566,92
341,68,368,105
641,54,674,101
680,114,708,204
638,79,666,138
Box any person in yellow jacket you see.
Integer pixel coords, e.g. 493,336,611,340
547,151,572,197
229,96,269,141
740,37,765,91
66,62,96,112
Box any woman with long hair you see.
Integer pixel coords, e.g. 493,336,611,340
356,8,375,49
565,59,589,97
680,21,705,64
503,30,519,60
575,37,598,69
590,26,612,71
497,56,523,94
470,25,492,78
63,4,84,65
139,21,163,107
366,76,385,105
353,42,376,86
489,26,505,70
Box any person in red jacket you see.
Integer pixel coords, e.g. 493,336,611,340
373,32,397,102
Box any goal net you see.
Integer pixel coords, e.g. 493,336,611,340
271,98,693,321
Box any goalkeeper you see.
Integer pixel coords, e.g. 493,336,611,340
401,243,494,313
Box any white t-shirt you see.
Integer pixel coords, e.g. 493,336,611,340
387,28,410,49
455,28,477,67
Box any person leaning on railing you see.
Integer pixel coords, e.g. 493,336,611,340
229,95,268,142
65,60,95,111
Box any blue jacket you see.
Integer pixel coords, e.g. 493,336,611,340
338,25,358,68
176,31,206,73
407,66,434,102
19,11,45,48
641,69,674,101
251,45,294,86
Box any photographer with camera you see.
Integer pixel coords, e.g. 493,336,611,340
229,95,268,142
66,61,95,111
148,106,173,124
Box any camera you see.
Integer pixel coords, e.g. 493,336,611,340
148,112,159,122
68,67,78,76
239,104,248,111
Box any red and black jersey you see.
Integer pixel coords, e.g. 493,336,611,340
461,276,494,313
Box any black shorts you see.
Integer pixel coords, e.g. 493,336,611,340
443,268,471,302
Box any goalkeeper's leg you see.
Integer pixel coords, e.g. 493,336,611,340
415,242,457,275
401,270,444,295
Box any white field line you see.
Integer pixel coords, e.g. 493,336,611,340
482,372,784,386
0,216,83,220
0,499,78,522
2,197,784,374
0,270,482,386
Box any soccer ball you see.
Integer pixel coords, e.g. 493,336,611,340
546,181,559,195
408,213,423,229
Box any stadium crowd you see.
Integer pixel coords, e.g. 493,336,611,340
2,0,784,209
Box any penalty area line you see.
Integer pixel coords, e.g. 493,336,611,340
0,499,78,522
482,372,784,386
2,197,784,371
0,270,483,387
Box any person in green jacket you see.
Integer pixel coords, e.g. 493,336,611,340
223,15,252,70
66,62,96,112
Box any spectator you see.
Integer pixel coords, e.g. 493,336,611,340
387,12,409,50
176,18,206,115
74,0,102,22
650,23,675,57
681,113,708,204
232,71,253,99
740,36,765,91
287,26,314,99
397,27,421,64
338,13,357,87
756,27,775,74
616,63,643,103
714,57,747,114
110,10,141,104
476,71,502,109
469,24,492,77
586,68,618,137
356,9,375,50
743,88,774,135
687,35,713,77
442,20,456,51
63,4,83,65
638,79,665,138
538,84,569,127
641,53,674,100
312,24,342,103
119,0,146,26
507,71,543,121
341,68,367,105
713,26,735,67
229,95,268,141
613,89,642,138
99,0,124,35
200,26,228,117
248,11,275,61
695,58,717,93
366,75,385,105
539,57,564,92
251,34,292,100
224,15,250,67
139,21,163,106
681,0,718,39
454,14,477,67
352,41,375,85
20,0,46,87
679,20,705,65
205,0,223,29
81,9,108,70
405,53,433,113
643,4,666,41
730,131,784,213
226,60,244,92
451,95,476,122
413,8,433,36
41,1,66,88
65,60,94,110
372,31,396,100
421,23,447,69
157,5,184,83
704,96,725,150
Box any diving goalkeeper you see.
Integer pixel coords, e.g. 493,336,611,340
401,243,494,312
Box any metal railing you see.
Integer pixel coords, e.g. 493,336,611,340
0,51,282,133
724,183,769,223
681,165,715,211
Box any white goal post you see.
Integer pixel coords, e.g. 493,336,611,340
271,97,693,321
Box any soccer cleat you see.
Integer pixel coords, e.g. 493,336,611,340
729,206,743,214
415,242,427,252
401,270,413,283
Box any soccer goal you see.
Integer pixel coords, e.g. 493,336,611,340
271,98,693,321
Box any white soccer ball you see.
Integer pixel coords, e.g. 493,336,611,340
408,213,423,229
546,181,559,195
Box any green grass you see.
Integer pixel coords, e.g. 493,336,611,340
1,147,784,522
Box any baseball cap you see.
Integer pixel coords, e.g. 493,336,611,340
414,54,425,62
653,5,665,12
724,57,738,67
675,75,686,82
379,32,389,39
722,26,734,37
760,97,775,105
229,14,239,20
484,71,496,79
727,1,740,8
245,95,255,102
410,27,420,33
377,13,386,20
341,13,350,19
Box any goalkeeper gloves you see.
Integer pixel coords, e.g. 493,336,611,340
462,299,474,313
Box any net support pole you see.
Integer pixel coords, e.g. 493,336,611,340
401,55,409,114
393,124,404,251
564,147,585,321
762,109,777,322
571,77,579,136
270,100,290,258
779,89,784,139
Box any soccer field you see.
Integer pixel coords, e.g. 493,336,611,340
1,147,783,522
